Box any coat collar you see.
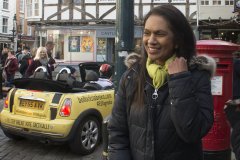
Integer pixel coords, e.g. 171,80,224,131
125,53,216,78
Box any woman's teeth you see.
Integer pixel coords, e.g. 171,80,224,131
149,48,158,51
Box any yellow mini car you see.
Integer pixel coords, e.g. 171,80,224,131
0,62,114,155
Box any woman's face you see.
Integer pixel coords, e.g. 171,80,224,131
40,51,46,59
143,15,175,66
8,52,11,57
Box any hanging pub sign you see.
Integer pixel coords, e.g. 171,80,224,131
17,25,22,33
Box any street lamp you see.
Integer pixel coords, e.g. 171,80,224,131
11,14,17,49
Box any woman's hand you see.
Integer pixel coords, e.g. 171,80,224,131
167,57,188,74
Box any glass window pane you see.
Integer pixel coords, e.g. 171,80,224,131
230,1,233,4
35,3,39,9
35,10,39,16
73,0,81,3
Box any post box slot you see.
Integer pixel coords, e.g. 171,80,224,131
217,64,229,70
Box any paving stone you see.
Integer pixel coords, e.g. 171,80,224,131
0,151,11,158
93,155,102,160
82,158,92,160
1,151,21,160
22,151,41,160
12,154,26,160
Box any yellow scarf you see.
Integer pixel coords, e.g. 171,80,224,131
146,53,176,89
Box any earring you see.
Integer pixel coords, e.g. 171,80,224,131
175,45,179,49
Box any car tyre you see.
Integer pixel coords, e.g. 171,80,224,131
3,130,26,140
69,116,101,155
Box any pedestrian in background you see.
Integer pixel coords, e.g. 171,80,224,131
15,47,21,55
19,51,33,78
26,47,52,79
107,5,215,160
224,103,240,160
233,52,240,100
2,49,18,85
66,66,83,88
30,47,38,58
45,41,58,71
96,64,113,88
1,48,8,67
18,46,30,64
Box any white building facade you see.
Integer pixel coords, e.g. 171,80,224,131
198,0,239,43
0,0,17,51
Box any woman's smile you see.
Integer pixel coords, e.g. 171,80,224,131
148,47,161,54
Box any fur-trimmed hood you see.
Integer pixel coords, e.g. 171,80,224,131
124,53,216,78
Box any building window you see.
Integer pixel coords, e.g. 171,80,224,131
201,0,209,5
20,0,24,12
171,0,186,2
225,0,233,5
35,0,39,16
73,0,81,3
2,17,8,33
27,26,31,35
213,0,221,5
99,0,116,2
61,0,81,3
20,18,24,34
26,0,32,17
154,0,168,2
3,0,9,10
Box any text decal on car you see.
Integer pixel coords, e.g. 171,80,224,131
5,118,52,129
77,94,113,107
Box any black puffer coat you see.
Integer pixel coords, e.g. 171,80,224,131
108,54,215,160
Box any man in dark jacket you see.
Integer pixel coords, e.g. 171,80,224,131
1,48,8,67
19,53,32,78
15,47,21,55
18,46,30,64
45,41,58,71
224,105,240,160
233,54,240,100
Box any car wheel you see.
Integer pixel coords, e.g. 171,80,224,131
3,130,26,140
69,116,101,155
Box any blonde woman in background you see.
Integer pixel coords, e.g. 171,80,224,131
26,47,52,79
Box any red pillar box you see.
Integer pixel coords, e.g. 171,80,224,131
196,40,240,160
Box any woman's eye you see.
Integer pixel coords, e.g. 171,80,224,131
144,32,150,35
158,33,165,36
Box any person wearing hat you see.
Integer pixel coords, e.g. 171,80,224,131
96,64,113,88
66,66,84,88
66,66,77,79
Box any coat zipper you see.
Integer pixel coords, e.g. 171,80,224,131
146,81,168,100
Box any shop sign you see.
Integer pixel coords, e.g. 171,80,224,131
18,36,35,41
96,28,142,38
17,25,22,33
0,37,10,40
202,29,212,33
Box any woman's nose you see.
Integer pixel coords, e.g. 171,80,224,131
148,34,157,44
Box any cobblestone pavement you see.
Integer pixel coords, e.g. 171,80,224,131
0,98,103,160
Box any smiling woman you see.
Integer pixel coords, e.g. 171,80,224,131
107,5,215,160
26,47,53,79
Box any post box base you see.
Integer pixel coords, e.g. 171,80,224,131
203,148,231,160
